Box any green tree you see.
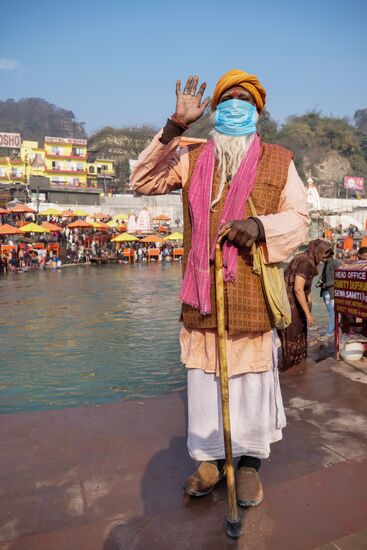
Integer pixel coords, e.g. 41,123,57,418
278,110,367,181
0,98,86,145
354,109,367,132
257,109,278,142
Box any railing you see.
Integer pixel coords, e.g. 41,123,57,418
50,181,101,191
46,153,87,160
48,168,87,174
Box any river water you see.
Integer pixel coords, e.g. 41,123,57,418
0,264,186,414
0,263,327,414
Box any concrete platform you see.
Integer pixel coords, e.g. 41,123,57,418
1,357,367,549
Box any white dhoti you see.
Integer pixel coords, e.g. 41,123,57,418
187,333,286,460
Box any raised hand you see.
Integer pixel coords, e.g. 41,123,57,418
175,76,209,126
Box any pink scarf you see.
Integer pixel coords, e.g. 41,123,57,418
179,134,261,315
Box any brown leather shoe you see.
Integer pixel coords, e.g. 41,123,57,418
236,467,264,507
183,461,226,497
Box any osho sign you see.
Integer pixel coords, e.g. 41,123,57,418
0,132,21,148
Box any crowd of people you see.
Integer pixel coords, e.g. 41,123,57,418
0,212,184,275
0,245,60,274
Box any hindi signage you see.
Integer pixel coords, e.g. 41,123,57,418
0,132,21,148
344,176,364,191
45,136,87,146
334,262,367,318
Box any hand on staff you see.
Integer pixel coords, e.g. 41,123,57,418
175,76,210,126
218,219,260,248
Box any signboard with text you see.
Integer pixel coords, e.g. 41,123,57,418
45,136,87,146
344,176,364,191
334,262,367,318
0,132,21,148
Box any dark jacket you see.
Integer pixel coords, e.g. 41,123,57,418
319,258,338,299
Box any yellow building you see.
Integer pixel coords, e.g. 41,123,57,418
44,136,88,189
0,152,26,204
0,135,115,205
87,159,114,192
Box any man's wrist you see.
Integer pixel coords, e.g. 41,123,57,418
159,118,186,145
170,113,189,130
249,217,266,242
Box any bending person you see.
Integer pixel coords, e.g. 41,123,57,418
279,239,332,371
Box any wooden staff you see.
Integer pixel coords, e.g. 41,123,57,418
215,236,242,539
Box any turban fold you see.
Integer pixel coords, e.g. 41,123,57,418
211,69,266,113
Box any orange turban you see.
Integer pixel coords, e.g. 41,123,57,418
211,69,266,113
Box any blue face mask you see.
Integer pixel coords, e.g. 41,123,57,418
214,99,258,136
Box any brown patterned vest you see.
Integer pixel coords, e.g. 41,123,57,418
181,140,293,335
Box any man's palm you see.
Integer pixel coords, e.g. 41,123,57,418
175,76,209,125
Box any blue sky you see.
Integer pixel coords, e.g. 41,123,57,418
0,0,366,135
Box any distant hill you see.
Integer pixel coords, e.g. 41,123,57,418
1,96,366,197
87,110,279,192
0,98,86,145
88,108,367,196
88,125,157,192
277,110,367,197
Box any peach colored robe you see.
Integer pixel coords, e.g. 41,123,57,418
131,130,310,377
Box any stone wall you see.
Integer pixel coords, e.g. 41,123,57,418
101,192,183,221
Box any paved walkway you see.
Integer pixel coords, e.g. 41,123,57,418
1,357,367,550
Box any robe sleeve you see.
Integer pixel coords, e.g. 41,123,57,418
131,129,189,195
257,161,310,263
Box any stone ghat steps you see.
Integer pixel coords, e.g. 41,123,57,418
1,355,367,549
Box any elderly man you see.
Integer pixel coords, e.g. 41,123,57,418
131,70,309,507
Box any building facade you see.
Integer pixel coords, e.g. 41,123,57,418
0,135,115,206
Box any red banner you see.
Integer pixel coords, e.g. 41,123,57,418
344,176,364,191
335,262,367,318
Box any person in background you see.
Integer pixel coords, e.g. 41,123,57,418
23,247,31,270
357,247,367,260
317,247,339,337
279,239,332,371
51,250,59,269
9,249,18,272
18,247,24,269
39,248,47,269
30,251,39,270
0,251,7,274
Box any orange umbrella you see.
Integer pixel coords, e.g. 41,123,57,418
90,212,111,220
140,234,164,243
152,214,171,221
67,220,93,229
92,222,110,231
10,204,36,214
0,224,22,235
41,221,62,232
61,209,76,217
0,208,9,215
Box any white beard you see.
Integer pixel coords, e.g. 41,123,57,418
209,112,257,210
